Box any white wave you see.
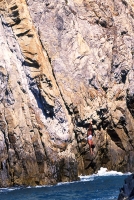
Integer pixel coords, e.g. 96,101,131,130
57,180,80,186
97,167,123,176
79,175,95,182
35,185,52,188
79,167,131,181
97,167,132,176
0,167,131,192
0,187,21,193
57,182,71,186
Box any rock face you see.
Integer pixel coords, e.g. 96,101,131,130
118,174,134,200
0,0,134,187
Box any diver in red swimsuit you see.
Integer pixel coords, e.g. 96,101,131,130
87,121,94,155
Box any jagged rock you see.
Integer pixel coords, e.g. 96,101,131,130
0,0,133,187
118,174,134,200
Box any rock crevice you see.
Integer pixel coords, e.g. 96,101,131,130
0,0,134,187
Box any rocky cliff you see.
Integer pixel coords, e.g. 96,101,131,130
0,0,134,187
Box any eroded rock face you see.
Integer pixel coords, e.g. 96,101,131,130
0,0,134,187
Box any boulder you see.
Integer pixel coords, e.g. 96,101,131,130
0,0,134,187
118,174,134,200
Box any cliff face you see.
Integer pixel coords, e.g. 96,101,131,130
0,0,134,187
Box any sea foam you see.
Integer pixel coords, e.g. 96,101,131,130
0,167,131,192
79,167,131,182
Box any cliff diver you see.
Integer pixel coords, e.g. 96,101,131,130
87,121,95,155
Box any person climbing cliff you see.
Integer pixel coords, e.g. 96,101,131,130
87,121,95,155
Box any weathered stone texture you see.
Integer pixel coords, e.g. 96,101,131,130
0,0,133,187
118,174,134,200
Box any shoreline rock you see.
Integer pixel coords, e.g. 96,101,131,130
118,174,134,200
0,0,134,187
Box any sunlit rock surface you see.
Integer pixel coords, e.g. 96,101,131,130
0,0,134,187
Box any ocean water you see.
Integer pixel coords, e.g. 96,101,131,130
0,168,130,200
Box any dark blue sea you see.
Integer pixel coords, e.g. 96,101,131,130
0,168,130,200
